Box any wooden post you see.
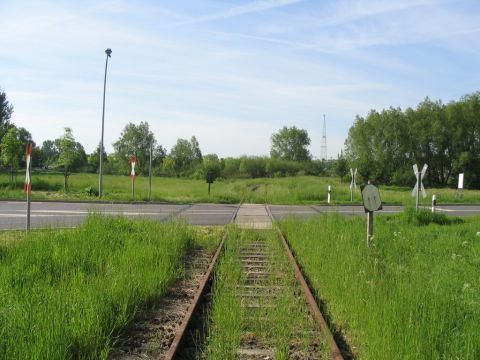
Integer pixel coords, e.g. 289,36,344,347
367,211,373,247
208,182,211,195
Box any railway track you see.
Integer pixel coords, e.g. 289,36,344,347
159,203,344,360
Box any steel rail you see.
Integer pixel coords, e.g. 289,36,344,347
163,201,241,360
266,204,344,360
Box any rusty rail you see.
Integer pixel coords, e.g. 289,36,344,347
163,202,241,360
266,205,344,360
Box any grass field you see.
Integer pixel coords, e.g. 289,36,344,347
0,215,219,360
280,210,480,359
205,227,328,359
1,172,479,205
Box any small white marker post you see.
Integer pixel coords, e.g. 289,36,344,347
24,143,32,232
130,155,137,199
327,185,331,204
412,164,428,210
458,173,464,197
350,168,357,202
432,194,437,213
361,183,382,247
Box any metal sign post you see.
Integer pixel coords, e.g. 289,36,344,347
350,168,357,202
148,144,153,201
361,183,382,247
24,143,32,232
327,185,331,204
206,171,214,195
130,155,137,199
412,164,428,210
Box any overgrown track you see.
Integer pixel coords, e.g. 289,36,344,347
167,203,344,359
164,202,242,359
265,205,344,360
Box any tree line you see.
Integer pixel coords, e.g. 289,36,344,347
345,92,480,188
0,87,340,191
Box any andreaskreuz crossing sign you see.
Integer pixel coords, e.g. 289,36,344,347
412,164,428,198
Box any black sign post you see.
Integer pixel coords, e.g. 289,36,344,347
206,171,214,195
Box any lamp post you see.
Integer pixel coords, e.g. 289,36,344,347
99,48,112,198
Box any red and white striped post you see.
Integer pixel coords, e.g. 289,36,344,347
24,143,32,231
130,155,137,199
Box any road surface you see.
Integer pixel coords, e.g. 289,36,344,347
1,201,480,230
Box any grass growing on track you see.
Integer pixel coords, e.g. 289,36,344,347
281,211,480,359
205,227,328,359
0,215,196,360
2,173,479,205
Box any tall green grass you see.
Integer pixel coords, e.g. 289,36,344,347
0,215,195,359
1,173,479,205
281,212,480,359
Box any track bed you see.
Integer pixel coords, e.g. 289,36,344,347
205,228,329,359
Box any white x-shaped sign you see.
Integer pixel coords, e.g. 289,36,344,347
412,164,428,198
24,143,32,193
350,168,357,190
130,161,136,178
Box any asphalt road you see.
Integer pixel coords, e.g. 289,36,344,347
1,201,480,230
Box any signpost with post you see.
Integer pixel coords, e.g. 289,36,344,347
412,164,428,210
206,170,214,195
361,183,382,247
130,155,137,199
350,168,357,202
24,143,32,232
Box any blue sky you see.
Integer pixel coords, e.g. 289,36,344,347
1,0,479,158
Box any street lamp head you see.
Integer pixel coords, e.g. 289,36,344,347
105,48,112,57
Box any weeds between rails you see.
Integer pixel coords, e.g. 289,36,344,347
0,215,204,360
280,210,480,359
205,226,330,359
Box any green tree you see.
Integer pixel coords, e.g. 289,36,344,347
57,127,77,192
190,136,202,162
169,137,203,175
87,143,108,173
0,88,13,143
113,122,163,175
270,126,311,161
334,151,349,181
0,126,23,186
345,92,480,187
199,154,222,180
41,140,60,168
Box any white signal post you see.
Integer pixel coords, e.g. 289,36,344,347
130,155,137,199
327,185,331,204
458,173,464,197
24,143,32,232
350,168,357,202
432,194,437,213
412,164,428,210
